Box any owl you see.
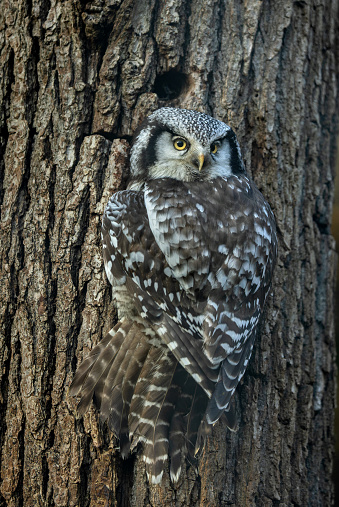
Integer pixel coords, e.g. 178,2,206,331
70,108,277,484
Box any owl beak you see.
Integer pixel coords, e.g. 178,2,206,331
198,154,205,171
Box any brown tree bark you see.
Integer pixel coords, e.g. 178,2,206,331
0,0,338,505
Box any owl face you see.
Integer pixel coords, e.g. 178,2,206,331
129,108,245,188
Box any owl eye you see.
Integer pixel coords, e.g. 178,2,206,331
173,138,187,151
211,142,218,154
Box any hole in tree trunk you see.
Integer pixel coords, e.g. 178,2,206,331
153,71,188,100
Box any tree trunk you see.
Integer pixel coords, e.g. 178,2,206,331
0,0,338,505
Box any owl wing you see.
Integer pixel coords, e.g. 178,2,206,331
143,176,277,424
201,183,277,423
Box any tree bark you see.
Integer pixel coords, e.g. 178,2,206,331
0,0,338,505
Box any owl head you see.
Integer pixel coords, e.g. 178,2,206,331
128,108,245,189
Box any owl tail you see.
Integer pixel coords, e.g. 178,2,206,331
69,318,210,484
69,318,153,453
69,320,129,416
128,349,210,484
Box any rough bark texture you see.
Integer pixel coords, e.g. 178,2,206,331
0,0,338,505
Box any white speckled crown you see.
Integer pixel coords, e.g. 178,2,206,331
148,108,230,144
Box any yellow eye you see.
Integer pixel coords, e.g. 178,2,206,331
173,138,187,151
211,142,218,154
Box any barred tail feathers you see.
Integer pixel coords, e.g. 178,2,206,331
103,328,152,457
69,319,147,448
69,320,128,415
128,347,178,483
70,318,224,484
